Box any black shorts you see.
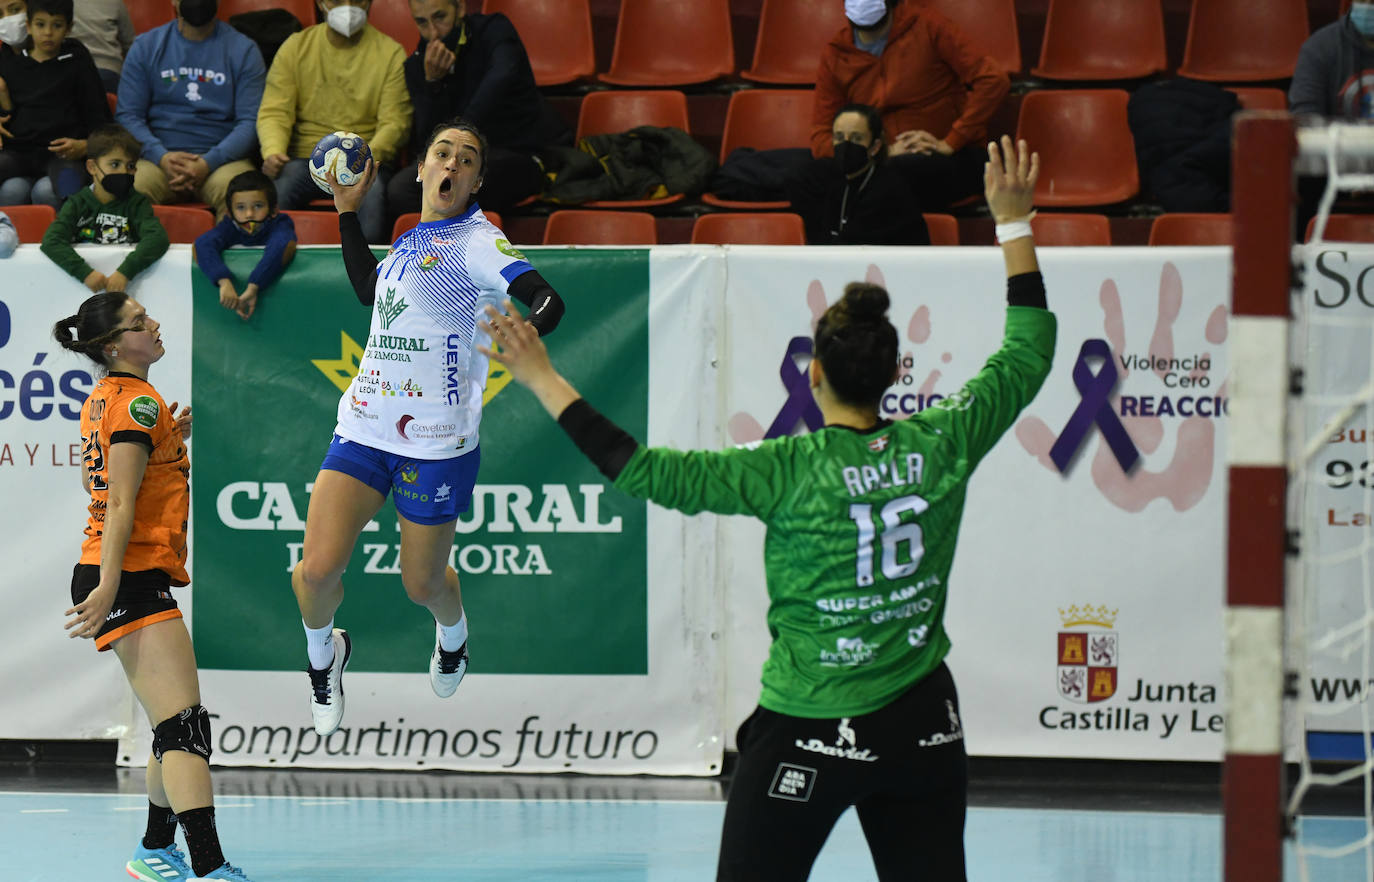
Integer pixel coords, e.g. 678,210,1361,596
717,663,969,882
70,564,181,652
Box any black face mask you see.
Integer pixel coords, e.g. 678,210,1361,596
179,0,218,27
100,172,135,199
835,141,872,176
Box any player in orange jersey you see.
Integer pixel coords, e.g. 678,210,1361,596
54,292,257,882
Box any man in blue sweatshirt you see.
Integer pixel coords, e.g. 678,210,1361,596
114,0,265,215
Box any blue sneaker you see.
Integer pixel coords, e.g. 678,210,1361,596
194,863,256,881
126,842,193,880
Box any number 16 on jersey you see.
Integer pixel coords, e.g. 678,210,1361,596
848,494,930,587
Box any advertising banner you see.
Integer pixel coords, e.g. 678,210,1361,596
711,247,1232,760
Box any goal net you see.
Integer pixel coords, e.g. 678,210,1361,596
1230,113,1374,882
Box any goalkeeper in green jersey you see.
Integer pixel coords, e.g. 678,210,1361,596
480,136,1055,882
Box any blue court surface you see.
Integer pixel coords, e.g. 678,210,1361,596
1,773,1367,882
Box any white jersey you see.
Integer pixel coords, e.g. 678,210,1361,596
333,206,533,458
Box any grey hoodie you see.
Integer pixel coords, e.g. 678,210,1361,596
1290,15,1374,118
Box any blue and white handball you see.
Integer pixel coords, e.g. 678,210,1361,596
309,131,373,194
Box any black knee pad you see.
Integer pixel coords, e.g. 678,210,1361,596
152,705,212,761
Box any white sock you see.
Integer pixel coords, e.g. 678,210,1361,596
437,613,468,653
304,620,336,670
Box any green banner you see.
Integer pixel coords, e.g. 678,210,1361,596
191,246,649,675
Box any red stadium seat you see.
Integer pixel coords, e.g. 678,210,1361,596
483,210,504,230
1014,90,1138,207
600,0,734,86
1031,0,1166,81
219,0,314,28
542,210,657,245
283,210,343,245
1030,213,1111,245
152,204,215,244
1149,213,1234,245
2,204,57,242
703,90,814,210
1227,87,1288,111
921,0,1021,74
1178,0,1308,82
1307,214,1374,243
128,0,173,34
106,92,118,115
691,213,806,245
368,0,419,56
575,90,690,142
742,0,848,85
923,213,959,245
482,0,595,87
574,91,691,208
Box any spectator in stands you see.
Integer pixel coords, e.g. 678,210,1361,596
70,0,133,93
0,0,110,207
0,209,16,255
812,0,1008,210
0,0,26,50
788,103,930,246
193,169,297,321
1289,6,1374,235
1291,3,1374,119
385,0,568,218
41,123,169,291
257,0,411,244
116,0,264,216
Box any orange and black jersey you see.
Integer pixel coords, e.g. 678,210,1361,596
78,373,190,585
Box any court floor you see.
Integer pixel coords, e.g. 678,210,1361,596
0,764,1365,881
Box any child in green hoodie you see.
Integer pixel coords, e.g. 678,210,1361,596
41,123,168,291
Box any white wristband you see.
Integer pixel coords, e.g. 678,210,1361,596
995,219,1034,244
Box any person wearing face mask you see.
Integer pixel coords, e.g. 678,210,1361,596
114,0,264,217
383,0,568,218
1289,3,1374,235
787,103,931,246
812,0,1009,211
256,0,412,244
0,0,111,207
40,124,169,293
193,169,298,321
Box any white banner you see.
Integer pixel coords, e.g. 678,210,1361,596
0,246,191,746
1,245,1239,766
710,246,1232,761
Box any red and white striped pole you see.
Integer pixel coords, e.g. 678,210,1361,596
1224,112,1296,882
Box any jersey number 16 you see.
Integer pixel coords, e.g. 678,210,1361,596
848,494,929,587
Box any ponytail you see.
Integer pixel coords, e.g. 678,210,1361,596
53,292,129,368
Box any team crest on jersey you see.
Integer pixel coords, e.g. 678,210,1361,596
400,463,419,484
378,287,409,330
128,395,159,428
867,434,890,453
419,255,439,270
1057,604,1119,703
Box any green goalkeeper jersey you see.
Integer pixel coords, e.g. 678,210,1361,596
614,306,1057,718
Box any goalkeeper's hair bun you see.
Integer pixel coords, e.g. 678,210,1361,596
814,282,898,409
52,291,130,369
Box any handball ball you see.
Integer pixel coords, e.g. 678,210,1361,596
309,131,373,194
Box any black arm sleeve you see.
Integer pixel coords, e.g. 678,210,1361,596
508,270,565,336
556,398,639,481
1007,271,1047,310
339,211,380,306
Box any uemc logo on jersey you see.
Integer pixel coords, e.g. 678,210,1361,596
1056,604,1119,703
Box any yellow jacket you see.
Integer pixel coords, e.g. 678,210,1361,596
256,23,413,164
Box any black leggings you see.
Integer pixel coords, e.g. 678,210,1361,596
717,663,968,882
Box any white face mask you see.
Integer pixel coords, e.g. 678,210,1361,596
0,12,28,46
326,4,367,37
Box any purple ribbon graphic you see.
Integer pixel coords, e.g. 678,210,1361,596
1049,339,1139,473
764,336,824,439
